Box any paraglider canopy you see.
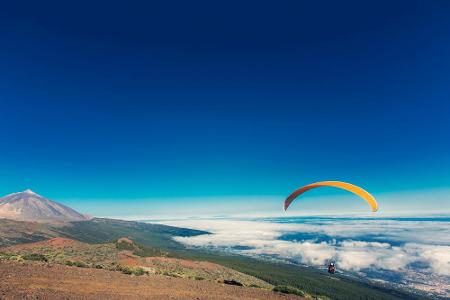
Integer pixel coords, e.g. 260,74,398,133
284,181,378,212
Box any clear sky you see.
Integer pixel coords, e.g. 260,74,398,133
1,1,449,217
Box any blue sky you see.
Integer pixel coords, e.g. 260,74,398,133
1,1,449,217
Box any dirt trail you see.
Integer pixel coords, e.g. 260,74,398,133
0,261,302,300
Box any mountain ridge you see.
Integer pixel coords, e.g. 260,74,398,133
0,190,89,223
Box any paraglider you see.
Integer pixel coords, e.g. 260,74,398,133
284,181,378,212
327,262,336,274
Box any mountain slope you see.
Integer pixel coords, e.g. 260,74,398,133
0,260,302,300
0,218,57,247
1,237,273,290
0,190,88,223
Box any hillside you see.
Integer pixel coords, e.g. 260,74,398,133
0,260,302,300
0,218,57,247
1,237,272,289
0,190,88,223
0,217,206,249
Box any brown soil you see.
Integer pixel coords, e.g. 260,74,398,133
145,257,224,270
0,260,302,300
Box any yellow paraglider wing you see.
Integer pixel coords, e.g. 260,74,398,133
284,181,378,212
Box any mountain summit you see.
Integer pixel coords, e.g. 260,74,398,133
0,190,88,223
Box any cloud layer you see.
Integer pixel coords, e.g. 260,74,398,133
161,218,450,296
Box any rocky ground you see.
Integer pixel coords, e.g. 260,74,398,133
0,260,302,299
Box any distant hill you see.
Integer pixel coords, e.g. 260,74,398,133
0,217,208,249
0,189,89,223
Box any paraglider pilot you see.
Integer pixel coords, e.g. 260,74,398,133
328,262,336,274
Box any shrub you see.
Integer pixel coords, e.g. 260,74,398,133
14,255,24,262
74,261,88,268
65,260,88,268
132,267,147,276
116,241,135,251
23,253,48,262
273,285,306,297
108,264,134,275
120,266,133,275
161,271,181,277
223,279,243,286
0,253,24,261
0,253,15,260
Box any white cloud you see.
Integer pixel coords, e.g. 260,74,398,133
244,240,336,266
162,218,450,300
161,218,450,285
404,243,450,276
336,242,415,272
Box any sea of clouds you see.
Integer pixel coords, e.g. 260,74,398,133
160,217,450,296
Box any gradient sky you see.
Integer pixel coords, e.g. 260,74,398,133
1,1,449,217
